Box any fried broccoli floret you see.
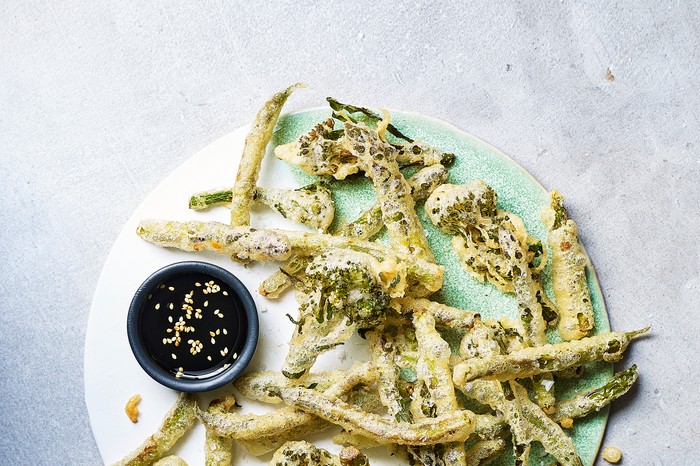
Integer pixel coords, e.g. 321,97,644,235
302,250,392,326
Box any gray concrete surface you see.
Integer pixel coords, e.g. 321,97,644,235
1,1,698,464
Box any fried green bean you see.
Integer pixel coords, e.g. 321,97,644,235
271,386,476,445
334,164,448,240
453,329,649,384
274,113,452,180
327,97,413,142
343,121,435,261
189,183,335,232
270,441,340,466
153,456,188,466
240,384,382,456
510,381,583,466
136,220,291,262
553,364,638,422
112,393,197,466
499,225,556,413
413,310,467,465
394,297,480,330
464,439,507,466
235,368,347,404
136,220,443,293
204,395,237,466
541,190,595,340
199,362,374,446
258,254,310,298
366,327,405,420
230,83,305,226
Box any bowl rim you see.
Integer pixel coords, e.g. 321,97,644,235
127,260,259,392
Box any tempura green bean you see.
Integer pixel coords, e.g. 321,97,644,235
541,190,595,341
230,83,305,226
271,386,476,445
204,395,236,466
453,329,648,384
343,121,434,261
112,393,197,466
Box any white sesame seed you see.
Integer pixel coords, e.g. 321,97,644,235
233,353,238,360
169,303,174,310
171,353,177,359
155,303,161,310
148,293,152,300
204,301,208,307
207,356,212,361
211,338,216,345
195,282,201,287
166,328,172,333
168,316,173,323
216,329,220,335
168,286,174,291
223,291,228,296
159,284,165,289
223,328,228,335
162,338,167,345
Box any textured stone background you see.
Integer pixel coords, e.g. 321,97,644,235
1,1,698,464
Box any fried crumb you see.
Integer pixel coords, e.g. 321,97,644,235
605,67,615,81
559,417,574,429
602,445,622,463
125,394,141,423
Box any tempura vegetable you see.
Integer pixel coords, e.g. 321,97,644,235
270,441,340,466
553,365,638,422
136,220,291,262
204,395,237,466
509,381,583,466
200,363,375,456
274,110,453,181
541,190,595,340
453,329,649,384
343,120,434,261
464,439,508,466
271,386,476,445
426,181,551,294
137,220,443,293
190,182,335,232
112,393,197,466
335,163,448,239
153,457,188,466
281,250,396,377
230,82,305,226
499,225,556,412
413,310,467,465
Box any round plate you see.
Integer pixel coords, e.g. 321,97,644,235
84,108,611,465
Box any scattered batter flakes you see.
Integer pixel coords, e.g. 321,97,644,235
602,445,622,463
124,394,141,423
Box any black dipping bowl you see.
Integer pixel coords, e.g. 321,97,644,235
127,261,258,392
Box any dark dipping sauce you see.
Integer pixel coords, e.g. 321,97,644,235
139,272,248,380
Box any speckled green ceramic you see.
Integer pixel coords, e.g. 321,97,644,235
272,108,612,466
